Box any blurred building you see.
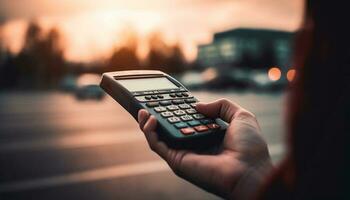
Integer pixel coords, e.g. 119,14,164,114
197,28,294,73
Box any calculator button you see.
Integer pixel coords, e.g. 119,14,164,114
151,95,158,99
169,93,176,98
193,114,205,119
180,115,193,121
185,108,197,114
190,103,197,108
166,105,179,111
194,125,209,132
154,107,166,112
174,110,186,116
146,102,159,107
188,120,201,127
145,96,152,100
207,123,220,129
200,119,214,124
172,99,185,104
182,92,189,97
174,122,188,129
185,98,196,103
175,93,183,97
157,94,164,99
179,104,191,109
159,100,172,106
180,127,195,135
168,117,181,123
161,111,173,118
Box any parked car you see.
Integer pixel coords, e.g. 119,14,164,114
75,73,105,100
59,74,77,92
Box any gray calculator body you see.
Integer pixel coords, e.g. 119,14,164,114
100,70,227,149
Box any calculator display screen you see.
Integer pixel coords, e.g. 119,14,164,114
116,77,178,92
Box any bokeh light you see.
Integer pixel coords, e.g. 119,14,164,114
268,67,281,81
286,68,296,82
201,67,218,82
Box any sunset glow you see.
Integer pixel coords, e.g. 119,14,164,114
0,0,303,63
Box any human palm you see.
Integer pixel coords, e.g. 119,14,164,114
138,99,272,200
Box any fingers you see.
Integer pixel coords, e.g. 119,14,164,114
196,99,241,123
138,109,149,129
137,109,170,160
143,115,157,135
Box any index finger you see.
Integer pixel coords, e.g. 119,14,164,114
195,99,241,123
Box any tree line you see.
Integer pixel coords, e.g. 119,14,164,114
0,22,195,90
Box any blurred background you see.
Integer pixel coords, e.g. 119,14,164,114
0,0,303,199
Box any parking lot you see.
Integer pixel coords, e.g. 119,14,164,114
0,91,286,200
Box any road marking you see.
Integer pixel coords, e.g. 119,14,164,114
0,129,286,154
0,160,169,193
0,130,144,151
0,132,285,154
0,144,285,193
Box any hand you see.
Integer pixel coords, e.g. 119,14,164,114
138,99,272,200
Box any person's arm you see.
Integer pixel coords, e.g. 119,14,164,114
138,99,273,200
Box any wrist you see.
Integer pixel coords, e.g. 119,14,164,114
229,159,273,200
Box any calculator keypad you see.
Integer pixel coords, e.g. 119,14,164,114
180,127,195,135
146,102,159,107
172,99,185,104
166,105,179,111
174,110,186,116
207,123,220,129
185,108,197,114
145,91,221,136
174,122,188,129
159,101,172,106
154,107,166,112
168,117,181,123
161,111,173,118
194,125,209,132
188,120,201,126
180,115,193,121
179,104,191,109
193,114,205,120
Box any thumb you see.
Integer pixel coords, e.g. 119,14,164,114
195,99,241,123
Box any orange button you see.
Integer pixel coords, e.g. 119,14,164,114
180,127,195,135
207,123,220,129
194,125,209,132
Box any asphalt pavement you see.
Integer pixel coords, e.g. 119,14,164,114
0,91,286,200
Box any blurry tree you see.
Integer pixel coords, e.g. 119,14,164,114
166,44,186,73
43,28,66,86
107,47,140,71
146,32,186,74
15,22,65,89
106,28,140,72
0,24,20,89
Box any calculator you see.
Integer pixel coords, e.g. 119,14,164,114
100,70,228,149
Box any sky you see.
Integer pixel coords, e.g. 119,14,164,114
0,0,304,62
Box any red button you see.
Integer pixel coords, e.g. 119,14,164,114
194,125,209,132
207,123,220,129
180,127,195,135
